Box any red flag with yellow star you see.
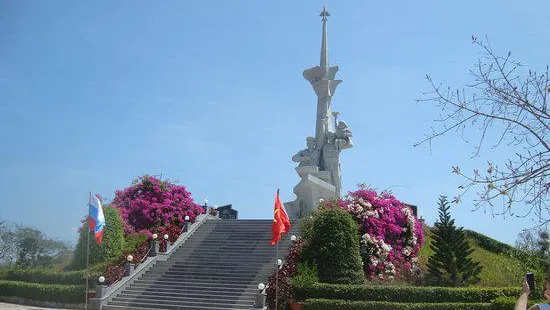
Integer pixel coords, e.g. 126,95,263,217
270,189,291,246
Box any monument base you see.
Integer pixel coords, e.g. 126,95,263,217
284,173,336,219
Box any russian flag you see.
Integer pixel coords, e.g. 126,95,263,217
88,193,105,245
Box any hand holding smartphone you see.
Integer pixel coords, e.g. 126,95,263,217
526,272,535,293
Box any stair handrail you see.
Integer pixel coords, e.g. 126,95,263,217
108,238,155,286
90,213,217,309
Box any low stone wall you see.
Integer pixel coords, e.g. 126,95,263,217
0,295,84,309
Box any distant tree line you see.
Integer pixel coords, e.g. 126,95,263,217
0,221,72,268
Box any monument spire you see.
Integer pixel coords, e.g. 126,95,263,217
320,5,330,70
286,6,353,219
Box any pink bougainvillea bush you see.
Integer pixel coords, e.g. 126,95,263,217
324,188,425,281
110,175,203,237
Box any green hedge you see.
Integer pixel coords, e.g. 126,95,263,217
293,283,519,303
2,268,86,285
490,296,546,310
302,299,493,310
464,230,514,255
0,280,85,303
465,230,549,271
70,206,125,270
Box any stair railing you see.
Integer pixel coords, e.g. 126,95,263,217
89,213,218,310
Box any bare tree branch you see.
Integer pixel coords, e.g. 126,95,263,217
416,36,549,220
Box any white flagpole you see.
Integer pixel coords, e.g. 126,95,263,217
85,191,91,310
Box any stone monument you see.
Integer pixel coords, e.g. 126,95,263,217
285,6,353,218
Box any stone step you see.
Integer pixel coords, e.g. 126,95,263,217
103,218,296,310
118,289,257,300
182,247,276,252
103,305,249,310
110,296,252,308
134,278,257,286
142,274,257,282
181,238,274,244
150,268,263,276
106,300,250,310
123,285,257,295
163,265,267,273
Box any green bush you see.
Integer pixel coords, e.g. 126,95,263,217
0,268,9,279
123,233,148,254
302,298,493,310
291,262,318,301
0,280,84,303
293,283,519,303
304,208,364,284
489,296,545,310
2,268,86,285
70,206,125,270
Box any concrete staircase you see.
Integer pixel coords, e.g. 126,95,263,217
102,219,298,310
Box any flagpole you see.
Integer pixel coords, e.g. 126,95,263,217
275,241,279,310
85,191,91,310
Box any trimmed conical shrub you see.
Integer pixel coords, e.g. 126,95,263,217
306,208,364,284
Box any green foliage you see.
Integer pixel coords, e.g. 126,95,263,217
426,196,482,286
123,233,148,255
2,268,86,285
298,211,316,244
70,206,125,270
0,221,16,264
7,226,72,269
464,229,515,255
304,208,364,284
291,262,318,301
293,282,519,303
302,299,493,310
0,280,84,303
490,296,544,310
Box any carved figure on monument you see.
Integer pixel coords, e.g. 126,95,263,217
335,120,353,150
292,137,320,167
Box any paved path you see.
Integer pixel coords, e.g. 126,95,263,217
0,302,74,310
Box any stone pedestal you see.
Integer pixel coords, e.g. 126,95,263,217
285,173,336,219
322,146,342,197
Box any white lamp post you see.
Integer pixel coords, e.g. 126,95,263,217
96,276,107,298
184,215,190,232
124,255,134,276
150,234,159,257
164,234,170,253
254,283,267,307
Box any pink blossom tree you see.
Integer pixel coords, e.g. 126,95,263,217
111,175,203,239
326,188,425,280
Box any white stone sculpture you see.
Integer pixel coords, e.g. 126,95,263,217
286,6,355,218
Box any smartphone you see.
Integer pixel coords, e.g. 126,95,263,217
526,272,535,291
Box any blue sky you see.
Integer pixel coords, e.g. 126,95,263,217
1,1,549,246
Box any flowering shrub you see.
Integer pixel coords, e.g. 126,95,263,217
111,175,203,236
266,238,306,310
326,188,424,280
104,238,150,285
